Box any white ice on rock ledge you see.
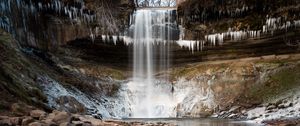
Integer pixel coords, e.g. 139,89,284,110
246,92,300,123
37,75,218,119
37,76,131,119
177,16,300,52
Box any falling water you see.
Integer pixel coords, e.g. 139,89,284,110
128,8,178,118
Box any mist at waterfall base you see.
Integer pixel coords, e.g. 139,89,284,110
126,9,178,118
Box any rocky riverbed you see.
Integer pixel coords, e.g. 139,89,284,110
0,103,173,126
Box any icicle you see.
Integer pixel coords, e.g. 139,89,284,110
68,10,72,19
95,27,99,36
38,2,42,10
263,25,267,33
89,28,95,42
64,7,67,15
294,20,300,27
16,0,21,8
113,36,117,45
101,35,106,42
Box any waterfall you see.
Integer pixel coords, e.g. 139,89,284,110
128,8,177,118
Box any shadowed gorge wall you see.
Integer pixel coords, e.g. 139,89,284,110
0,0,134,51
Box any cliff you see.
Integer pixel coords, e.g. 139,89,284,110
0,0,134,51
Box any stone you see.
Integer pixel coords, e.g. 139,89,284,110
241,110,247,114
72,121,83,126
249,116,258,120
46,112,56,121
41,119,56,126
278,104,286,109
285,102,293,108
52,111,69,124
275,100,283,107
266,105,276,110
29,122,43,126
82,123,93,126
228,114,238,119
262,55,276,60
229,106,240,113
22,117,35,126
79,116,103,126
59,122,69,126
30,110,46,119
0,117,11,125
9,117,22,125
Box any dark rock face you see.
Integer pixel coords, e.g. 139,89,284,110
0,0,134,51
171,0,300,65
177,0,300,36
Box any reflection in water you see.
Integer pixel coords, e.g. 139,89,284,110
123,118,262,126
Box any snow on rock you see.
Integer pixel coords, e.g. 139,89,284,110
246,93,300,123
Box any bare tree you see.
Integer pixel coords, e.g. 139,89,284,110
95,0,119,34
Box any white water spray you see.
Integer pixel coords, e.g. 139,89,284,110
128,8,177,118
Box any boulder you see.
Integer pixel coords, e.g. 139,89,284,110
0,116,11,125
266,105,276,110
22,117,35,126
52,111,69,124
9,117,22,125
41,119,56,126
30,110,46,119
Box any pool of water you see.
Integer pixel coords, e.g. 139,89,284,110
123,118,263,126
